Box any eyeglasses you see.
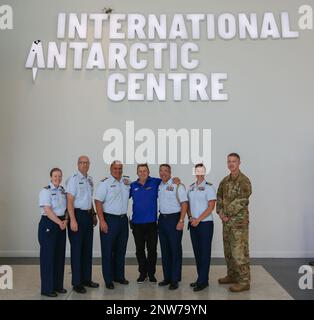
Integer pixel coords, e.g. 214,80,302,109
78,161,90,165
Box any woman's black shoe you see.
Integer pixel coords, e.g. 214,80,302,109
158,280,170,286
190,282,198,288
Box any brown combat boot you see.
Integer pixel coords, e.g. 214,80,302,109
218,275,237,284
229,283,250,292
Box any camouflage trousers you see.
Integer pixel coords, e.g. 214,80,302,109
223,223,250,285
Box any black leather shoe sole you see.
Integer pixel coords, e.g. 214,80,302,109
41,292,58,298
190,282,198,288
193,284,209,292
158,281,171,286
169,283,179,290
137,275,147,283
73,286,87,294
83,281,99,288
55,288,67,294
114,279,129,285
106,283,115,290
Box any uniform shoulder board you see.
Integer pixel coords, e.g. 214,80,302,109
206,181,213,186
190,182,195,187
60,186,65,191
101,177,108,182
73,173,78,177
44,185,51,189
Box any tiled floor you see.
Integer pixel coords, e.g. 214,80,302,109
0,265,292,300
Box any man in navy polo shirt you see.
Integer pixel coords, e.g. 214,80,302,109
130,164,160,283
130,163,180,284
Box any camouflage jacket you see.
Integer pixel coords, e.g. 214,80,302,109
216,171,252,225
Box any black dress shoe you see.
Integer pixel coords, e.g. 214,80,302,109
169,282,179,290
137,274,147,283
190,282,198,288
158,280,171,286
83,281,99,288
106,282,115,289
55,288,67,294
149,275,157,283
114,279,129,285
193,283,208,292
73,285,87,294
41,292,58,298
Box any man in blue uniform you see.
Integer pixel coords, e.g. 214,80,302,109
94,160,131,290
66,155,99,294
38,168,67,297
158,164,188,290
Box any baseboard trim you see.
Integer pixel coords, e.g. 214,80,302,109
0,250,313,258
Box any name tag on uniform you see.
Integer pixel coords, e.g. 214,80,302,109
166,186,174,191
110,185,116,187
146,187,152,190
198,187,205,191
79,182,84,184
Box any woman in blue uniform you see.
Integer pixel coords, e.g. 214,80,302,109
188,163,216,292
38,168,68,297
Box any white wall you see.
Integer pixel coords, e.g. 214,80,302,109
1,0,314,258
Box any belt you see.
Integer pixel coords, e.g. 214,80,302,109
74,208,90,212
159,212,180,216
42,215,66,220
105,212,127,218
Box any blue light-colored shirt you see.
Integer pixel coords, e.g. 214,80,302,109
188,180,216,222
94,175,131,215
39,182,67,216
158,179,188,214
65,171,93,210
130,176,161,224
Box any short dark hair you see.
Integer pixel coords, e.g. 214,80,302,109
137,163,149,172
195,163,205,169
110,160,122,169
228,153,240,160
159,164,171,171
50,167,62,177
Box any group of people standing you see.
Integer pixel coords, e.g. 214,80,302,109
38,153,252,297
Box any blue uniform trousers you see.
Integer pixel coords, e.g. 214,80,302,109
158,212,183,283
68,209,94,286
38,215,66,294
100,213,129,285
189,220,214,285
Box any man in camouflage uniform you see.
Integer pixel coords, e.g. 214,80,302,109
216,153,252,292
